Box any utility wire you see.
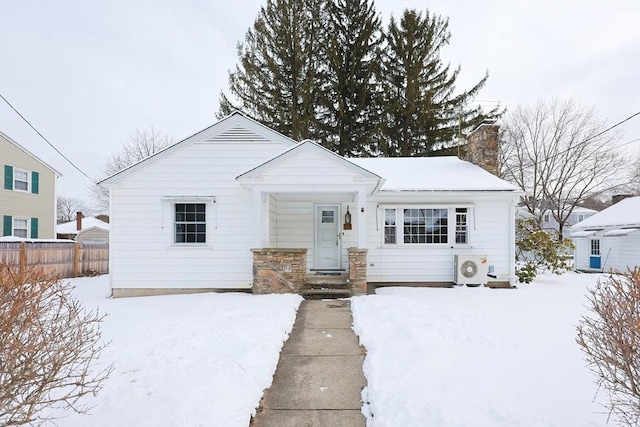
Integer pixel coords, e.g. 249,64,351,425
0,93,96,183
510,111,640,170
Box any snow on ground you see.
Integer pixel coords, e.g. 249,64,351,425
352,272,611,427
47,275,302,427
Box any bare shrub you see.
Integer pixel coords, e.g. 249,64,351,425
576,268,640,426
0,263,113,426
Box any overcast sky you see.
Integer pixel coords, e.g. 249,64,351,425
1,0,639,205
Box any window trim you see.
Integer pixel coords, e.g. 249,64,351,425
382,206,471,246
12,217,29,238
174,202,207,245
13,168,30,193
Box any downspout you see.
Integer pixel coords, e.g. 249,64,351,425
509,196,517,286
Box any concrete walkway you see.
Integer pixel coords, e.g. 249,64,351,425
251,299,366,427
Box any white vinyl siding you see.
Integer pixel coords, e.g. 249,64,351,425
109,141,290,290
367,198,514,283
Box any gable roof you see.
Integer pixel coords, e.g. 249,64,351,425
572,196,640,229
99,112,297,186
237,139,381,182
349,157,521,191
0,130,62,176
57,217,110,234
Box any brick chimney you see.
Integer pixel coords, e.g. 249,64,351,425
76,212,83,231
465,120,500,176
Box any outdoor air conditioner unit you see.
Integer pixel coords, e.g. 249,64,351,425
454,255,489,286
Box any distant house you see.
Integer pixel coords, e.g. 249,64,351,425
57,214,109,244
571,197,640,272
541,206,598,239
100,113,523,297
1,131,61,239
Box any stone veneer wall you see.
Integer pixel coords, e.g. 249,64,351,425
465,122,500,176
348,247,368,295
251,248,307,294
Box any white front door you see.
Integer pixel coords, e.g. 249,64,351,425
315,205,341,270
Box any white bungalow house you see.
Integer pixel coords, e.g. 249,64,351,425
541,206,598,239
571,196,640,272
100,112,523,297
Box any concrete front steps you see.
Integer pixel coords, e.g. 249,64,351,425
301,272,351,299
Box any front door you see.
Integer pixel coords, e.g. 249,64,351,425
589,238,601,269
315,205,341,270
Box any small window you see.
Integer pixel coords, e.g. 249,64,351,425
590,239,600,256
455,208,468,244
543,214,550,223
13,218,28,238
321,210,334,223
175,203,206,244
14,169,29,192
577,214,585,222
384,209,396,244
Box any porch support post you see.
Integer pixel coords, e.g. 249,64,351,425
356,188,367,248
252,189,263,248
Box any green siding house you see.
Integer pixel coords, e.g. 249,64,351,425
1,131,61,239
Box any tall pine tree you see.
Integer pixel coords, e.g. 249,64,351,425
217,0,326,141
318,0,382,156
379,9,500,157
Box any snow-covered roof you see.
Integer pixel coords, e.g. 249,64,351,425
572,197,640,229
348,157,520,191
57,217,110,234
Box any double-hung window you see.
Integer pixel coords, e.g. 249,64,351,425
455,208,468,244
384,209,397,244
13,169,29,192
13,218,28,238
174,203,206,244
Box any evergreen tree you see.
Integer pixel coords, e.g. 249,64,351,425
379,9,500,157
319,0,382,156
217,0,326,140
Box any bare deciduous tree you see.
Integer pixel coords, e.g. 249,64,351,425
92,128,174,214
57,196,90,223
0,264,113,426
501,99,628,239
577,269,640,426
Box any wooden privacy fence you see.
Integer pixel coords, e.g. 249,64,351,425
0,241,109,278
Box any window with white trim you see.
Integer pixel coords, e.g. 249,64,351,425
14,169,29,192
13,218,28,238
403,208,448,244
455,208,468,244
590,239,600,256
543,213,550,223
383,207,472,245
174,203,206,244
384,209,396,244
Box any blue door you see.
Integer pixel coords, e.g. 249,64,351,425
589,239,601,269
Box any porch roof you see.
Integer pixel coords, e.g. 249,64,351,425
236,140,382,193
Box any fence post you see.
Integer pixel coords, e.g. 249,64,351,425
73,242,80,277
20,241,27,274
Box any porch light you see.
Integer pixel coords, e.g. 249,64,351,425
344,206,352,230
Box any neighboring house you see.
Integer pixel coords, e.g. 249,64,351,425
541,206,598,239
1,131,61,239
571,196,640,272
57,213,110,244
100,113,523,297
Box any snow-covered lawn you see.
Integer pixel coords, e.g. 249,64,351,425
48,275,302,427
44,272,611,426
352,272,610,426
